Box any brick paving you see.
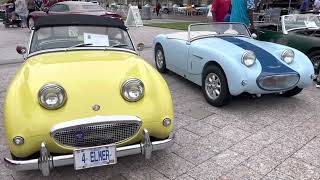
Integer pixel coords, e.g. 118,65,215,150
0,25,320,179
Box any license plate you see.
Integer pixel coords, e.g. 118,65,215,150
74,144,117,170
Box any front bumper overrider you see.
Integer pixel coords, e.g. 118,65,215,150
4,129,174,176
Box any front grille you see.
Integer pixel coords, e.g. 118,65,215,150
257,74,300,91
52,120,141,148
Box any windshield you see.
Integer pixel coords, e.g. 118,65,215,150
30,26,134,53
283,15,320,32
189,23,250,40
81,4,104,10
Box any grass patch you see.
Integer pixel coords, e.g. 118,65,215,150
145,22,195,30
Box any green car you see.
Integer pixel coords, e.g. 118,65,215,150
256,14,320,74
0,10,4,21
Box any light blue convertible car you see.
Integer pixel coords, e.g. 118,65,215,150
154,23,315,106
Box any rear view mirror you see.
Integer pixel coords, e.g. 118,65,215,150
43,7,49,13
251,33,257,39
16,46,27,55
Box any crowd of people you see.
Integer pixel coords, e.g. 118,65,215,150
211,0,320,30
211,0,255,30
2,0,62,27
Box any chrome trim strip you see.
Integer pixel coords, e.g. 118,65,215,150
50,115,141,134
127,30,137,52
187,22,252,42
190,34,250,43
27,47,137,59
192,54,203,59
4,129,174,176
27,30,34,56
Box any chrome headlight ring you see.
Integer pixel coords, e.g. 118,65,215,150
242,50,256,67
38,83,67,110
121,78,144,102
281,49,295,64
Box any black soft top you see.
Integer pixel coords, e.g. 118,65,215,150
34,14,127,30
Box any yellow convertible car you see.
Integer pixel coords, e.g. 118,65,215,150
3,14,174,176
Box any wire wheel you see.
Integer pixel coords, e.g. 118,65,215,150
311,55,320,74
156,49,164,69
205,73,222,100
154,45,167,73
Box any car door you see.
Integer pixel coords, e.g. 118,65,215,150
285,32,317,54
48,4,70,15
164,39,189,77
256,26,286,44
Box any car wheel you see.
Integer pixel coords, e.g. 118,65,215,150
307,50,320,75
202,65,231,106
155,44,167,73
163,8,169,14
28,17,34,31
280,87,303,97
11,153,20,160
17,21,22,27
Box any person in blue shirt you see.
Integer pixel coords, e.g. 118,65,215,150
230,0,255,30
300,0,309,13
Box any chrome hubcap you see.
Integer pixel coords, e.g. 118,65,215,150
205,73,221,100
311,55,320,74
156,50,164,69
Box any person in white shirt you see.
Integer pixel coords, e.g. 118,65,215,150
15,0,28,28
313,0,320,13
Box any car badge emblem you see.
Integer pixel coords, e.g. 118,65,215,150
92,104,100,111
74,131,84,141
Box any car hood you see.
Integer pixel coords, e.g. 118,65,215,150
194,36,288,59
193,36,298,75
20,50,150,93
4,50,174,154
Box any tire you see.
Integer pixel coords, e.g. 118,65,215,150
154,44,167,73
280,87,303,97
163,8,169,14
307,50,320,75
17,21,22,27
202,65,231,106
11,153,20,160
27,17,34,31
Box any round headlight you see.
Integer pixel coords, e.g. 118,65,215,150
38,84,67,110
242,50,256,67
121,78,144,102
281,49,294,64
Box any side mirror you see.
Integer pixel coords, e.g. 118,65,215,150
251,33,257,39
43,7,49,13
137,43,145,51
16,46,27,55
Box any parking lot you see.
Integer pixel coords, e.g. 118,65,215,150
1,24,320,180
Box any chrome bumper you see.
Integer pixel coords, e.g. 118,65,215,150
4,129,174,176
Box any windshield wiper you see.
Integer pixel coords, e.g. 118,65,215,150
66,43,93,51
111,44,128,48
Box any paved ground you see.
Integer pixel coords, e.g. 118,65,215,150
1,25,320,180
